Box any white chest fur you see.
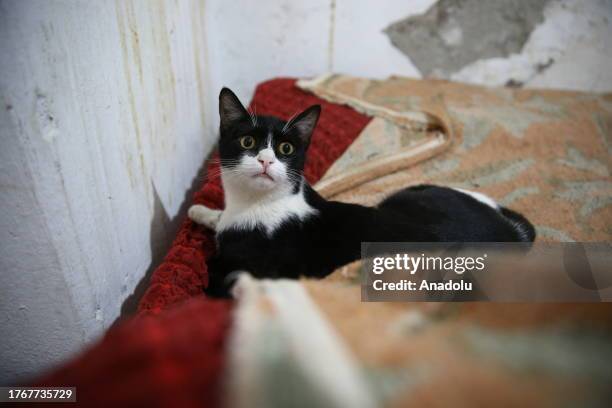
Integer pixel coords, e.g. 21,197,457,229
218,178,318,235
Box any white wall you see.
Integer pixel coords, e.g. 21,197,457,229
205,0,439,114
205,0,333,130
332,0,434,79
207,0,612,108
0,0,213,383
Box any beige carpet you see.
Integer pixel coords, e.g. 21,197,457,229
306,74,612,242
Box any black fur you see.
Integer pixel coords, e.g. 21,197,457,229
205,88,536,297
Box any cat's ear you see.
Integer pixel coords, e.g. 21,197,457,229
287,105,321,144
219,87,251,130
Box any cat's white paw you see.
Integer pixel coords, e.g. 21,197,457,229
188,205,222,230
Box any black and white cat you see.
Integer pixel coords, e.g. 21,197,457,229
189,88,535,296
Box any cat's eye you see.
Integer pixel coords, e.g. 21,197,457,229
239,135,256,149
278,142,294,155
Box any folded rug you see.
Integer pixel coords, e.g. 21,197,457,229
308,74,612,242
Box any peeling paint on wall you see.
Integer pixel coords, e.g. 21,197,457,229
452,0,612,89
380,0,612,91
384,0,550,77
34,91,60,143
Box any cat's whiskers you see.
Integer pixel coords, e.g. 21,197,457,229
204,166,245,182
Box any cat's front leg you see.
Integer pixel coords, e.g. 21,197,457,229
188,204,222,230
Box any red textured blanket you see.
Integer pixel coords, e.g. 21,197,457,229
36,78,371,407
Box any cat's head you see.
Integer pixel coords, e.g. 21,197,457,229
217,87,320,193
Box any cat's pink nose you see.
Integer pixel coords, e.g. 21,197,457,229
258,158,274,169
